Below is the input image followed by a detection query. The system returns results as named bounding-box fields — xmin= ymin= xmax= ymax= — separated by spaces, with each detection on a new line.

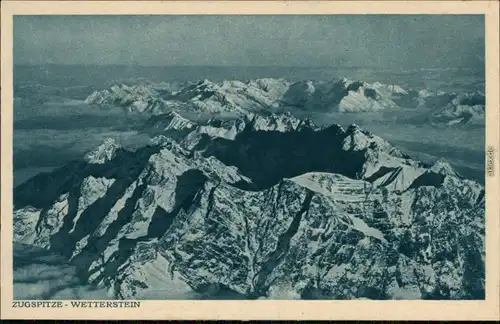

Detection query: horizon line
xmin=13 ymin=63 xmax=485 ymax=71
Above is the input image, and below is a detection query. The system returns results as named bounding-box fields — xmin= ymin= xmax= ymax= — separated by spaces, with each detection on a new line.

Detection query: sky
xmin=14 ymin=15 xmax=485 ymax=69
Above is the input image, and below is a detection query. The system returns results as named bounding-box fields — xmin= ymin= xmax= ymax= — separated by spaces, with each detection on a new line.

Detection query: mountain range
xmin=13 ymin=111 xmax=485 ymax=300
xmin=84 ymin=77 xmax=485 ymax=126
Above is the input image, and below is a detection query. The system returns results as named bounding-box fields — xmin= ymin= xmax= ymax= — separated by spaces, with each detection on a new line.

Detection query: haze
xmin=14 ymin=15 xmax=484 ymax=69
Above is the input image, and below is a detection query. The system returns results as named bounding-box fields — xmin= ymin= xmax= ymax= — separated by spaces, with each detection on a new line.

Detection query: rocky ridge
xmin=13 ymin=111 xmax=485 ymax=300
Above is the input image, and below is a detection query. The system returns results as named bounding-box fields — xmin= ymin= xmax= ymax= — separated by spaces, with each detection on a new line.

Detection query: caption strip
xmin=12 ymin=301 xmax=141 ymax=308
xmin=487 ymin=146 xmax=495 ymax=177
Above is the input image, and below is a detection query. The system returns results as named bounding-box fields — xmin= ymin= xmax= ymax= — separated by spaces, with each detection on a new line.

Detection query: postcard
xmin=1 ymin=0 xmax=499 ymax=320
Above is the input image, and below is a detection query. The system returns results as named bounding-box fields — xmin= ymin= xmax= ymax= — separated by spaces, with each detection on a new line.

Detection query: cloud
xmin=14 ymin=243 xmax=111 ymax=300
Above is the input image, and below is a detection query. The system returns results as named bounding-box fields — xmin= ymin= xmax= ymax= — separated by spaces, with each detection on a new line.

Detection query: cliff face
xmin=13 ymin=112 xmax=484 ymax=300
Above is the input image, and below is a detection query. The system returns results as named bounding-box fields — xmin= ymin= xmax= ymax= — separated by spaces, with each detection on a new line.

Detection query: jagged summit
xmin=342 ymin=123 xmax=406 ymax=157
xmin=429 ymin=159 xmax=460 ymax=177
xmin=60 ymin=111 xmax=474 ymax=198
xmin=371 ymin=81 xmax=408 ymax=95
xmin=84 ymin=138 xmax=120 ymax=164
xmin=346 ymin=123 xmax=361 ymax=131
xmin=145 ymin=110 xmax=321 ymax=147
xmin=103 ymin=111 xmax=468 ymax=196
xmin=144 ymin=111 xmax=196 ymax=134
xmin=14 ymin=121 xmax=484 ymax=299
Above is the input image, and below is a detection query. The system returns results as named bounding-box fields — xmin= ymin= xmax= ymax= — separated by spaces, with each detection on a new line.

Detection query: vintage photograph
xmin=11 ymin=14 xmax=486 ymax=301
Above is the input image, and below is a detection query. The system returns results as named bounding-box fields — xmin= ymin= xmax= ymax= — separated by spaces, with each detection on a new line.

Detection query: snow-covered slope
xmin=84 ymin=77 xmax=485 ymax=126
xmin=428 ymin=91 xmax=485 ymax=126
xmin=283 ymin=78 xmax=404 ymax=112
xmin=145 ymin=111 xmax=319 ymax=148
xmin=14 ymin=111 xmax=484 ymax=300
xmin=85 ymin=78 xmax=290 ymax=115
xmin=181 ymin=78 xmax=289 ymax=113
xmin=85 ymin=84 xmax=169 ymax=114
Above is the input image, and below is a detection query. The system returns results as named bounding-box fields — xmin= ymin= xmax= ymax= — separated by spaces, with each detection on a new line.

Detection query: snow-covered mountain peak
xmin=370 ymin=81 xmax=408 ymax=95
xmin=148 ymin=134 xmax=174 ymax=147
xmin=338 ymin=77 xmax=356 ymax=87
xmin=148 ymin=135 xmax=190 ymax=154
xmin=198 ymin=110 xmax=317 ymax=137
xmin=346 ymin=123 xmax=362 ymax=132
xmin=249 ymin=111 xmax=301 ymax=132
xmin=428 ymin=91 xmax=485 ymax=126
xmin=342 ymin=124 xmax=396 ymax=153
xmin=84 ymin=138 xmax=120 ymax=164
xmin=192 ymin=78 xmax=218 ymax=89
xmin=155 ymin=111 xmax=196 ymax=131
xmin=429 ymin=159 xmax=459 ymax=177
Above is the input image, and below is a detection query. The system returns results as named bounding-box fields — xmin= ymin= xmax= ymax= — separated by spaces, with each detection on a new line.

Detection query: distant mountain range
xmin=83 ymin=77 xmax=485 ymax=126
xmin=14 ymin=111 xmax=484 ymax=300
